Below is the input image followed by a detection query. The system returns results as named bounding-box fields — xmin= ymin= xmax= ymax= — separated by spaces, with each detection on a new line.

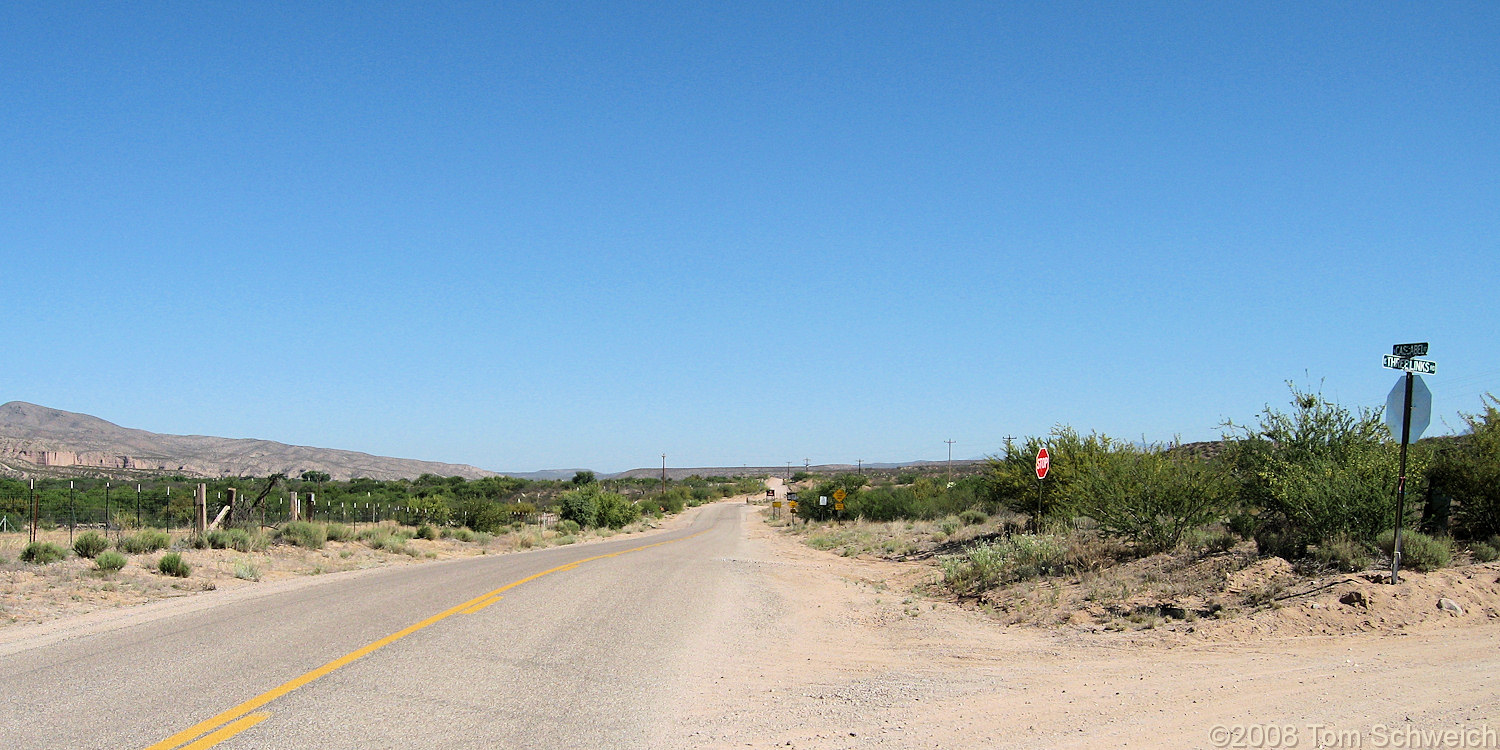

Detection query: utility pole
xmin=856 ymin=459 xmax=862 ymax=475
xmin=804 ymin=458 xmax=810 ymax=472
xmin=661 ymin=454 xmax=667 ymax=498
xmin=945 ymin=439 xmax=956 ymax=485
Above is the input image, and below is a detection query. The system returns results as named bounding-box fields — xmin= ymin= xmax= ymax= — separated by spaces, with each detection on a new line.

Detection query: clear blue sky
xmin=3 ymin=2 xmax=1497 ymax=473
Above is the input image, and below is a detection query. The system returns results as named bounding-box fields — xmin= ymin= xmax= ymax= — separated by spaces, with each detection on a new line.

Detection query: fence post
xmin=194 ymin=484 xmax=208 ymax=534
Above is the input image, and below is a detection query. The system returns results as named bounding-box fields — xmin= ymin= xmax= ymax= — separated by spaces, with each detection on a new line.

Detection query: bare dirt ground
xmin=674 ymin=494 xmax=1500 ymax=749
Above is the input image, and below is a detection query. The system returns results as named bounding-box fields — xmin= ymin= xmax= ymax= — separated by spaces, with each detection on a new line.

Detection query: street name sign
xmin=1393 ymin=342 xmax=1428 ymax=358
xmin=1384 ymin=355 xmax=1437 ymax=374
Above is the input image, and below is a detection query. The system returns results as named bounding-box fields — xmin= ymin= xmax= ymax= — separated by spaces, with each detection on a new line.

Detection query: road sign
xmin=772 ymin=501 xmax=781 ymax=508
xmin=766 ymin=489 xmax=775 ymax=497
xmin=1384 ymin=354 xmax=1437 ymax=375
xmin=1393 ymin=342 xmax=1428 ymax=358
xmin=1035 ymin=448 xmax=1050 ymax=480
xmin=834 ymin=502 xmax=844 ymax=511
xmin=1385 ymin=374 xmax=1432 ymax=441
xmin=819 ymin=496 xmax=828 ymax=506
xmin=833 ymin=488 xmax=847 ymax=502
xmin=789 ymin=500 xmax=798 ymax=511
xmin=788 ymin=493 xmax=799 ymax=502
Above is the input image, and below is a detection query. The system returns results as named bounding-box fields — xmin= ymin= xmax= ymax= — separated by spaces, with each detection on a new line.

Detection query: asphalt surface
xmin=0 ymin=502 xmax=752 ymax=750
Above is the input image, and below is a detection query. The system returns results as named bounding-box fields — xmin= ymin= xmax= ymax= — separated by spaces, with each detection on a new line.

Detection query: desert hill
xmin=0 ymin=401 xmax=497 ymax=481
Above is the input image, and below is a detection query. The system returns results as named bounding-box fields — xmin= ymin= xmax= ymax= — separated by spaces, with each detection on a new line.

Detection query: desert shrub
xmin=22 ymin=541 xmax=67 ymax=564
xmin=277 ymin=521 xmax=327 ymax=549
xmin=444 ymin=527 xmax=477 ymax=542
xmin=415 ymin=524 xmax=438 ymax=541
xmin=983 ymin=428 xmax=1115 ymax=518
xmin=233 ymin=561 xmax=260 ymax=581
xmin=95 ymin=550 xmax=127 ymax=572
xmin=473 ymin=531 xmax=493 ymax=545
xmin=73 ymin=531 xmax=109 ymax=559
xmin=941 ymin=534 xmax=1070 ymax=594
xmin=187 ymin=534 xmax=211 ymax=549
xmin=1226 ymin=511 xmax=1261 ymax=540
xmin=1377 ymin=529 xmax=1452 ymax=572
xmin=1179 ymin=527 xmax=1238 ymax=555
xmin=1313 ymin=535 xmax=1373 ymax=572
xmin=1065 ymin=446 xmax=1230 ymax=552
xmin=324 ymin=523 xmax=354 ymax=542
xmin=205 ymin=528 xmax=268 ymax=553
xmin=555 ymin=519 xmax=581 ymax=536
xmin=1470 ymin=538 xmax=1500 ymax=563
xmin=958 ymin=509 xmax=988 ymax=526
xmin=117 ymin=530 xmax=171 ymax=554
xmin=158 ymin=552 xmax=191 ymax=577
xmin=595 ymin=492 xmax=640 ymax=529
xmin=555 ymin=534 xmax=577 ymax=545
xmin=939 ymin=518 xmax=961 ymax=536
xmin=1426 ymin=396 xmax=1500 ymax=539
xmin=1227 ymin=386 xmax=1416 ymax=548
xmin=558 ymin=487 xmax=601 ymax=528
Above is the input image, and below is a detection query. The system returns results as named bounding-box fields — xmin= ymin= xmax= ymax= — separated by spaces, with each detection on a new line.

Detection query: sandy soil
xmin=674 ymin=493 xmax=1500 ymax=749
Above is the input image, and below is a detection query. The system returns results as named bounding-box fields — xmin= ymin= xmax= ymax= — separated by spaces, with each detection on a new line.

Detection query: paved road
xmin=0 ymin=502 xmax=755 ymax=750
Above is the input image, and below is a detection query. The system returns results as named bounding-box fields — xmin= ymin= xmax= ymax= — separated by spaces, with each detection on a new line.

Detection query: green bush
xmin=1427 ymin=397 xmax=1500 ymax=539
xmin=558 ymin=487 xmax=601 ymax=528
xmin=95 ymin=550 xmax=127 ymax=572
xmin=941 ymin=534 xmax=1070 ymax=594
xmin=595 ymin=492 xmax=640 ymax=529
xmin=117 ymin=530 xmax=171 ymax=554
xmin=207 ymin=528 xmax=268 ymax=553
xmin=1377 ymin=529 xmax=1452 ymax=572
xmin=158 ymin=552 xmax=191 ymax=577
xmin=1228 ymin=387 xmax=1414 ymax=548
xmin=555 ymin=534 xmax=577 ymax=545
xmin=1065 ymin=447 xmax=1230 ymax=552
xmin=324 ymin=523 xmax=354 ymax=542
xmin=555 ymin=519 xmax=581 ymax=536
xmin=277 ymin=521 xmax=327 ymax=549
xmin=1179 ymin=527 xmax=1238 ymax=555
xmin=22 ymin=541 xmax=68 ymax=565
xmin=233 ymin=561 xmax=260 ymax=581
xmin=415 ymin=524 xmax=438 ymax=541
xmin=958 ymin=509 xmax=988 ymax=526
xmin=187 ymin=534 xmax=211 ymax=550
xmin=1313 ymin=535 xmax=1373 ymax=572
xmin=73 ymin=531 xmax=109 ymax=559
xmin=1470 ymin=539 xmax=1500 ymax=563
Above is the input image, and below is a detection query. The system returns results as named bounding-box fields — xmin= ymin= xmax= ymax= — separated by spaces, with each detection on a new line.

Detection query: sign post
xmin=1383 ymin=343 xmax=1435 ymax=584
xmin=1034 ymin=448 xmax=1050 ymax=527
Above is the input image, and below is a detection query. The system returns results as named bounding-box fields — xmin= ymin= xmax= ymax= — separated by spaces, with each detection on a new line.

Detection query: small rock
xmin=1340 ymin=591 xmax=1369 ymax=608
xmin=1438 ymin=598 xmax=1464 ymax=615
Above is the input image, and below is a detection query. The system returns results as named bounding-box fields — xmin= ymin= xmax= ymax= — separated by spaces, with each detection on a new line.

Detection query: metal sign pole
xmin=1392 ymin=370 xmax=1414 ymax=583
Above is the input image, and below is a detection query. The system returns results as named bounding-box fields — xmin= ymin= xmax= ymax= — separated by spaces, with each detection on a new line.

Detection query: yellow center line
xmin=141 ymin=527 xmax=711 ymax=750
xmin=460 ymin=595 xmax=503 ymax=614
xmin=177 ymin=713 xmax=270 ymax=750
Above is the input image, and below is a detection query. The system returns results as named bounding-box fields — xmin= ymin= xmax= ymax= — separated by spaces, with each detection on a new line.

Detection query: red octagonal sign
xmin=1035 ymin=448 xmax=1050 ymax=480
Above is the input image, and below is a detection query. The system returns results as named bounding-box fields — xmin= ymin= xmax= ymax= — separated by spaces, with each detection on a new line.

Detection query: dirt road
xmin=674 ymin=499 xmax=1500 ymax=749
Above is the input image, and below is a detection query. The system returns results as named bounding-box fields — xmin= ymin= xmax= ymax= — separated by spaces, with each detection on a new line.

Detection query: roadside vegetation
xmin=777 ymin=387 xmax=1500 ymax=630
xmin=0 ymin=471 xmax=764 ymax=624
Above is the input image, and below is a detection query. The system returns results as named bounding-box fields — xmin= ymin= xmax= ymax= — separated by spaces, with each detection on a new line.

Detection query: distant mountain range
xmin=0 ymin=401 xmax=498 ymax=481
xmin=0 ymin=401 xmax=990 ymax=483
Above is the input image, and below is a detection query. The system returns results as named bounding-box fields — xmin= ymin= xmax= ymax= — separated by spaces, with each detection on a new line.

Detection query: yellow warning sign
xmin=833 ymin=488 xmax=847 ymax=501
xmin=772 ymin=501 xmax=782 ymax=508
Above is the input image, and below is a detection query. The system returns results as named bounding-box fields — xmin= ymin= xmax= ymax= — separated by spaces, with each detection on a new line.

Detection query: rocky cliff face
xmin=0 ymin=402 xmax=499 ymax=481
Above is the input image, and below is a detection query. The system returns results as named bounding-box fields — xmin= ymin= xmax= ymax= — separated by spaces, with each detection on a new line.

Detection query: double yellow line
xmin=142 ymin=528 xmax=708 ymax=750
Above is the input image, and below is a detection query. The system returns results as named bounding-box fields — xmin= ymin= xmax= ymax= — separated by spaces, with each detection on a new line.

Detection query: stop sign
xmin=1035 ymin=448 xmax=1050 ymax=479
